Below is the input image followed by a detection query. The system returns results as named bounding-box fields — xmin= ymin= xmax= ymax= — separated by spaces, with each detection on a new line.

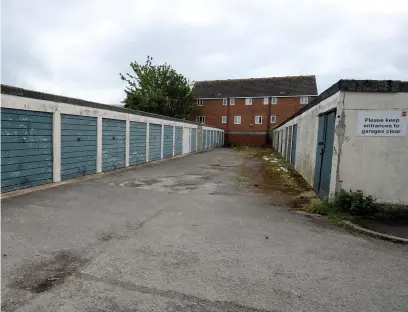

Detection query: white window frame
xmin=196 ymin=99 xmax=203 ymax=106
xmin=222 ymin=98 xmax=227 ymax=105
xmin=263 ymin=97 xmax=269 ymax=105
xmin=230 ymin=98 xmax=235 ymax=105
xmin=270 ymin=115 xmax=277 ymax=123
xmin=221 ymin=116 xmax=227 ymax=123
xmin=234 ymin=116 xmax=241 ymax=124
xmin=196 ymin=116 xmax=205 ymax=124
xmin=300 ymin=96 xmax=308 ymax=104
xmin=245 ymin=98 xmax=252 ymax=105
xmin=255 ymin=116 xmax=263 ymax=124
xmin=271 ymin=97 xmax=277 ymax=104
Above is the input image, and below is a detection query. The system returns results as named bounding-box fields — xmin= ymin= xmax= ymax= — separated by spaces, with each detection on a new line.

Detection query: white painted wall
xmin=182 ymin=127 xmax=191 ymax=154
xmin=272 ymin=90 xmax=408 ymax=204
xmin=338 ymin=92 xmax=408 ymax=204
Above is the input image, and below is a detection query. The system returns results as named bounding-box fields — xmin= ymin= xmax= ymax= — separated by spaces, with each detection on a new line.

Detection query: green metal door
xmin=314 ymin=110 xmax=336 ymax=197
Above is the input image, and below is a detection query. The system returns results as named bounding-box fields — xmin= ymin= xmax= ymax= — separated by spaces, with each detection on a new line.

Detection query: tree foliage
xmin=120 ymin=56 xmax=194 ymax=119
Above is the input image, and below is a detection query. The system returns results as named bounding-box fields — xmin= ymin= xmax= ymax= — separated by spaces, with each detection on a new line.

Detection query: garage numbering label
xmin=357 ymin=110 xmax=407 ymax=136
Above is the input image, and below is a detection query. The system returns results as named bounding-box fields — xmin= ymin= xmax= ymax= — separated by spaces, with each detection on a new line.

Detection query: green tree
xmin=120 ymin=56 xmax=195 ymax=119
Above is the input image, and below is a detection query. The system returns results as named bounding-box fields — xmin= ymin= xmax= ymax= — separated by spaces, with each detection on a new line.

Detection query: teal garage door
xmin=202 ymin=130 xmax=207 ymax=150
xmin=175 ymin=126 xmax=182 ymax=155
xmin=191 ymin=128 xmax=197 ymax=152
xmin=129 ymin=121 xmax=147 ymax=165
xmin=61 ymin=115 xmax=97 ymax=180
xmin=102 ymin=119 xmax=125 ymax=171
xmin=163 ymin=125 xmax=174 ymax=158
xmin=209 ymin=130 xmax=213 ymax=148
xmin=1 ymin=108 xmax=53 ymax=192
xmin=149 ymin=124 xmax=162 ymax=161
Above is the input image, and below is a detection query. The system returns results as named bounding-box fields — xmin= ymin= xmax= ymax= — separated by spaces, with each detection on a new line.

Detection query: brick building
xmin=190 ymin=76 xmax=318 ymax=146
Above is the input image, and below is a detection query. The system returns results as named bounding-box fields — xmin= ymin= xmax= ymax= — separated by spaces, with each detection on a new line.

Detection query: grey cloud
xmin=1 ymin=0 xmax=408 ymax=101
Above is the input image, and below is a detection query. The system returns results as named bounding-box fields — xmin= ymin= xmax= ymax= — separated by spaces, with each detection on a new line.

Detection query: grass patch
xmin=233 ymin=146 xmax=271 ymax=159
xmin=304 ymin=197 xmax=352 ymax=225
xmin=303 ymin=189 xmax=408 ymax=226
xmin=260 ymin=151 xmax=312 ymax=195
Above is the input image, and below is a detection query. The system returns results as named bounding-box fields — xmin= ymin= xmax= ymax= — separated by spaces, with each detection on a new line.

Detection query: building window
xmin=221 ymin=116 xmax=227 ymax=123
xmin=270 ymin=115 xmax=277 ymax=123
xmin=196 ymin=116 xmax=205 ymax=124
xmin=222 ymin=98 xmax=227 ymax=105
xmin=300 ymin=96 xmax=308 ymax=104
xmin=255 ymin=116 xmax=263 ymax=124
xmin=271 ymin=97 xmax=277 ymax=104
xmin=230 ymin=98 xmax=235 ymax=105
xmin=197 ymin=99 xmax=203 ymax=106
xmin=245 ymin=98 xmax=252 ymax=105
xmin=234 ymin=116 xmax=241 ymax=124
xmin=263 ymin=97 xmax=269 ymax=105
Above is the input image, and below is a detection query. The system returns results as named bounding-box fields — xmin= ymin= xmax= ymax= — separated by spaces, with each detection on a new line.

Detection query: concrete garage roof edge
xmin=274 ymin=79 xmax=408 ymax=130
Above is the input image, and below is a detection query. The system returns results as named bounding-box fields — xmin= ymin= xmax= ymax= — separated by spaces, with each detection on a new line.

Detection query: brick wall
xmin=190 ymin=96 xmax=315 ymax=136
xmin=226 ymin=133 xmax=268 ymax=147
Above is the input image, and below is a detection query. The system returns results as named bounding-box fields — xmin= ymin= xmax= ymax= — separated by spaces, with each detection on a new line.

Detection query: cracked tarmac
xmin=2 ymin=149 xmax=408 ymax=311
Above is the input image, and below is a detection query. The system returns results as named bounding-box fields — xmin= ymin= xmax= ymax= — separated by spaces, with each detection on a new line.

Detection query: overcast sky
xmin=2 ymin=0 xmax=408 ymax=104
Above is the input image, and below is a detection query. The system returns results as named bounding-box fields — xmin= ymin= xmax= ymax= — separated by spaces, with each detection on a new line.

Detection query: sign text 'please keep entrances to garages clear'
xmin=357 ymin=110 xmax=407 ymax=136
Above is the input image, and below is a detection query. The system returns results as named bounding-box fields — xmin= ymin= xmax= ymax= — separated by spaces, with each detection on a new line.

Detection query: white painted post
xmin=146 ymin=122 xmax=150 ymax=162
xmin=161 ymin=124 xmax=164 ymax=159
xmin=196 ymin=127 xmax=198 ymax=151
xmin=52 ymin=110 xmax=61 ymax=182
xmin=125 ymin=118 xmax=130 ymax=167
xmin=172 ymin=125 xmax=176 ymax=156
xmin=96 ymin=116 xmax=102 ymax=173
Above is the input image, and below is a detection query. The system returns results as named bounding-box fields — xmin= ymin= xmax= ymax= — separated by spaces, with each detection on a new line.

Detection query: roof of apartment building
xmin=194 ymin=75 xmax=318 ymax=98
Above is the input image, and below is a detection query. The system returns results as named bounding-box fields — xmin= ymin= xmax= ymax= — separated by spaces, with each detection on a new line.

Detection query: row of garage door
xmin=1 ymin=109 xmax=203 ymax=192
xmin=201 ymin=129 xmax=223 ymax=150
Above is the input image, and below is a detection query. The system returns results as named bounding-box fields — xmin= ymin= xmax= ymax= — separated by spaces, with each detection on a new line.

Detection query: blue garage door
xmin=149 ymin=124 xmax=162 ymax=161
xmin=1 ymin=108 xmax=53 ymax=192
xmin=61 ymin=115 xmax=97 ymax=180
xmin=102 ymin=119 xmax=125 ymax=171
xmin=202 ymin=130 xmax=207 ymax=150
xmin=191 ymin=128 xmax=197 ymax=152
xmin=163 ymin=125 xmax=174 ymax=158
xmin=130 ymin=121 xmax=147 ymax=165
xmin=175 ymin=126 xmax=183 ymax=155
xmin=209 ymin=130 xmax=213 ymax=148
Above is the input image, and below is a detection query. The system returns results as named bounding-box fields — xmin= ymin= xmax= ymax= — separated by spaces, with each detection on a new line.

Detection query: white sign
xmin=357 ymin=110 xmax=407 ymax=136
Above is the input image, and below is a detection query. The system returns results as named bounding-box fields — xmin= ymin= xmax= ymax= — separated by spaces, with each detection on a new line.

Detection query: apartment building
xmin=190 ymin=75 xmax=318 ymax=146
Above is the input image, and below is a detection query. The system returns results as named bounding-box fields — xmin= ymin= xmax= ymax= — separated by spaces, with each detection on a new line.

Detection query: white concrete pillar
xmin=146 ymin=122 xmax=150 ymax=162
xmin=96 ymin=116 xmax=102 ymax=172
xmin=52 ymin=110 xmax=61 ymax=182
xmin=125 ymin=118 xmax=130 ymax=167
xmin=161 ymin=124 xmax=164 ymax=159
xmin=172 ymin=125 xmax=176 ymax=156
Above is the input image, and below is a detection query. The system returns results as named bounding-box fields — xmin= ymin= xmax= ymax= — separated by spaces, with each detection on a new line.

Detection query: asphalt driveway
xmin=2 ymin=149 xmax=408 ymax=311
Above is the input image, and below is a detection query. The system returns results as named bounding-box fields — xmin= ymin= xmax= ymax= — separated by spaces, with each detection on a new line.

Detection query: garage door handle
xmin=77 ymin=138 xmax=81 ymax=141
xmin=113 ymin=136 xmax=115 ymax=140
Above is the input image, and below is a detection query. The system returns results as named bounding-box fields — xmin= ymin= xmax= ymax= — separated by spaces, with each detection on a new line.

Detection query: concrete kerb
xmin=343 ymin=220 xmax=408 ymax=244
xmin=0 ymin=150 xmax=209 ymax=200
xmin=295 ymin=211 xmax=408 ymax=244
